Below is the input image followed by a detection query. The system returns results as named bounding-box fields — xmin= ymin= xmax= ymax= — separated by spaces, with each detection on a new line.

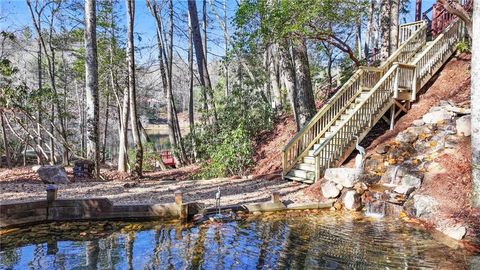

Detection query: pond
xmin=1 ymin=211 xmax=479 ymax=269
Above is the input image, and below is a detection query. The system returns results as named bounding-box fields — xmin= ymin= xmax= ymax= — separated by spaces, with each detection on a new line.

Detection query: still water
xmin=1 ymin=212 xmax=479 ymax=269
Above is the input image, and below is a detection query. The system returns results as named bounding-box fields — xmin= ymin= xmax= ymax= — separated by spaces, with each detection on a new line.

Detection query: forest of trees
xmin=0 ymin=0 xmax=478 ymax=197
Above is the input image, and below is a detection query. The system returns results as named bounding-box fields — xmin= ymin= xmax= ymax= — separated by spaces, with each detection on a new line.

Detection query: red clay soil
xmin=367 ymin=54 xmax=472 ymax=150
xmin=250 ymin=113 xmax=297 ymax=179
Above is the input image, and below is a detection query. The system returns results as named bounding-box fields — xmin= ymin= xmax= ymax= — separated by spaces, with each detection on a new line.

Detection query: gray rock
xmin=37 ymin=166 xmax=69 ymax=184
xmin=393 ymin=185 xmax=415 ymax=195
xmin=412 ymin=119 xmax=425 ymax=126
xmin=413 ymin=195 xmax=438 ymax=218
xmin=445 ymin=104 xmax=471 ymax=115
xmin=321 ymin=181 xmax=341 ymax=198
xmin=401 ymin=174 xmax=422 ymax=189
xmin=456 ymin=115 xmax=471 ymax=137
xmin=324 ymin=168 xmax=362 ymax=188
xmin=440 ymin=225 xmax=467 ymax=240
xmin=342 ymin=190 xmax=362 ymax=211
xmin=422 ymin=110 xmax=454 ymax=124
xmin=375 ymin=144 xmax=390 ymax=154
xmin=396 ymin=131 xmax=418 ymax=143
xmin=380 ymin=165 xmax=407 ymax=186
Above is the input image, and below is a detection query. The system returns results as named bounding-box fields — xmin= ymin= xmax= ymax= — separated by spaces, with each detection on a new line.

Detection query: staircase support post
xmin=390 ymin=105 xmax=396 ymax=130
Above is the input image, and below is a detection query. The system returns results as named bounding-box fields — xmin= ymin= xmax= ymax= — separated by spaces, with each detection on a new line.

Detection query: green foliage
xmin=128 ymin=141 xmax=160 ymax=172
xmin=187 ymin=85 xmax=273 ymax=178
xmin=198 ymin=125 xmax=253 ymax=178
xmin=456 ymin=41 xmax=471 ymax=54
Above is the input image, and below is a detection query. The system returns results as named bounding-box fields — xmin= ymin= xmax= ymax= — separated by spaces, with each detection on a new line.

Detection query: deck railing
xmin=281 ymin=21 xmax=427 ymax=176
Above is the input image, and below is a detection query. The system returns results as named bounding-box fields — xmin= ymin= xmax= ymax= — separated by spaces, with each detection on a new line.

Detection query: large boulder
xmin=412 ymin=194 xmax=438 ymax=218
xmin=439 ymin=225 xmax=467 ymax=240
xmin=37 ymin=165 xmax=69 ymax=184
xmin=422 ymin=110 xmax=454 ymax=124
xmin=341 ymin=190 xmax=362 ymax=211
xmin=401 ymin=173 xmax=422 ymax=189
xmin=324 ymin=168 xmax=362 ymax=188
xmin=456 ymin=115 xmax=471 ymax=137
xmin=321 ymin=181 xmax=341 ymax=198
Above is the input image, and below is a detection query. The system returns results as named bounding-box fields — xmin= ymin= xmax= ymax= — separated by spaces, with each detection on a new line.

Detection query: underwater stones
xmin=422 ymin=109 xmax=454 ymax=124
xmin=341 ymin=190 xmax=362 ymax=211
xmin=321 ymin=181 xmax=341 ymax=198
xmin=412 ymin=195 xmax=438 ymax=218
xmin=37 ymin=165 xmax=69 ymax=184
xmin=440 ymin=225 xmax=467 ymax=240
xmin=324 ymin=168 xmax=362 ymax=188
xmin=456 ymin=115 xmax=471 ymax=136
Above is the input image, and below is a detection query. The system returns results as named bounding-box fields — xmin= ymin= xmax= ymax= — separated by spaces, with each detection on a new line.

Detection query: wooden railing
xmin=411 ymin=18 xmax=464 ymax=93
xmin=282 ymin=67 xmax=382 ymax=174
xmin=313 ymin=65 xmax=399 ymax=179
xmin=431 ymin=0 xmax=472 ymax=37
xmin=281 ymin=21 xmax=427 ymax=176
xmin=399 ymin=21 xmax=426 ymax=45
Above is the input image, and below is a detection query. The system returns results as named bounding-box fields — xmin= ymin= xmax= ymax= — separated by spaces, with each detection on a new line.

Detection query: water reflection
xmin=1 ymin=212 xmax=479 ymax=269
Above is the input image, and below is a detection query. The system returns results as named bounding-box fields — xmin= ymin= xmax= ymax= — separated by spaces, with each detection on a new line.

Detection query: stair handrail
xmin=281 ymin=20 xmax=427 ymax=176
xmin=312 ymin=64 xmax=399 ymax=179
xmin=411 ymin=18 xmax=464 ymax=90
xmin=399 ymin=21 xmax=426 ymax=45
xmin=311 ymin=21 xmax=428 ymax=177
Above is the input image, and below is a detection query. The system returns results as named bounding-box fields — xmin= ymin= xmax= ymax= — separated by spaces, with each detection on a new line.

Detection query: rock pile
xmin=320 ymin=100 xmax=471 ymax=240
xmin=73 ymin=159 xmax=95 ymax=178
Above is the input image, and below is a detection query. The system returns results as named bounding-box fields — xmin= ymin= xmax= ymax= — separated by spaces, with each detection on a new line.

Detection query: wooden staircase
xmin=282 ymin=18 xmax=466 ymax=184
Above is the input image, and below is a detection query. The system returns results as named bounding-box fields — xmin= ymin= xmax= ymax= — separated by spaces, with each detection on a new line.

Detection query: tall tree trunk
xmin=390 ymin=0 xmax=400 ymax=52
xmin=102 ymin=94 xmax=110 ymax=163
xmin=85 ymin=0 xmax=100 ymax=177
xmin=292 ymin=39 xmax=316 ymax=128
xmin=223 ymin=0 xmax=229 ymax=97
xmin=269 ymin=44 xmax=281 ymax=109
xmin=356 ymin=17 xmax=363 ymax=59
xmin=278 ymin=40 xmax=300 ymax=130
xmin=380 ymin=0 xmax=391 ymax=62
xmin=37 ymin=33 xmax=43 ymax=165
xmin=126 ymin=0 xmax=143 ymax=177
xmin=188 ymin=15 xmax=197 ymax=161
xmin=415 ymin=0 xmax=422 ymax=21
xmin=471 ymin=0 xmax=480 ymax=207
xmin=118 ymin=89 xmax=129 ymax=172
xmin=364 ymin=0 xmax=375 ymax=63
xmin=0 ymin=110 xmax=11 ymax=169
xmin=187 ymin=0 xmax=217 ymax=128
xmin=202 ymin=0 xmax=207 ymax=64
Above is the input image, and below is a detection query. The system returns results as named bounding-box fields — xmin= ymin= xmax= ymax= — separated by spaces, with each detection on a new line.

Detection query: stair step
xmin=289 ymin=169 xmax=315 ymax=180
xmin=284 ymin=174 xmax=315 ymax=184
xmin=303 ymin=156 xmax=315 ymax=164
xmin=296 ymin=163 xmax=315 ymax=171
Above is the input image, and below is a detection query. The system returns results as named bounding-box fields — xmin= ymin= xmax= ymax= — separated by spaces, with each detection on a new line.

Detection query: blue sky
xmin=1 ymin=0 xmax=437 ymax=63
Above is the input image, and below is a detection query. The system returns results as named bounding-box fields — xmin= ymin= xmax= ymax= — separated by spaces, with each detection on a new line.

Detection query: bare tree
xmin=380 ymin=0 xmax=391 ymax=61
xmin=292 ymin=39 xmax=316 ymax=128
xmin=188 ymin=0 xmax=217 ymax=127
xmin=84 ymin=0 xmax=100 ymax=177
xmin=390 ymin=0 xmax=400 ymax=52
xmin=438 ymin=0 xmax=473 ymax=36
xmin=0 ymin=110 xmax=11 ymax=169
xmin=126 ymin=0 xmax=143 ymax=177
xmin=471 ymin=0 xmax=479 ymax=207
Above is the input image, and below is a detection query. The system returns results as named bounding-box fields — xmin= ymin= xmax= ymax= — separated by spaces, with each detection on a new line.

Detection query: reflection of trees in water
xmin=0 ymin=218 xmax=475 ymax=269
